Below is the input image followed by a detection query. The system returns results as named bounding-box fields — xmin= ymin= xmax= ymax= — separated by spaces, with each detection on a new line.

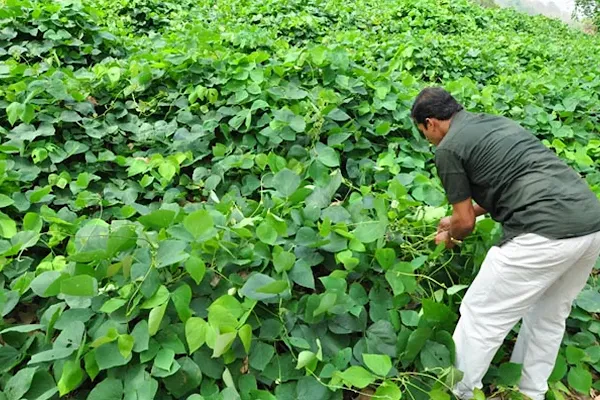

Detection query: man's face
xmin=417 ymin=119 xmax=444 ymax=146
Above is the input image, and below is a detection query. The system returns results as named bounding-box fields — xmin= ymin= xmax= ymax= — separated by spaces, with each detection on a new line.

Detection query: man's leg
xmin=452 ymin=233 xmax=597 ymax=399
xmin=510 ymin=232 xmax=600 ymax=400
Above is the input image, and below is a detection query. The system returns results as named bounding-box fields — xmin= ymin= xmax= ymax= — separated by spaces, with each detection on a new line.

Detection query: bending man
xmin=411 ymin=87 xmax=600 ymax=400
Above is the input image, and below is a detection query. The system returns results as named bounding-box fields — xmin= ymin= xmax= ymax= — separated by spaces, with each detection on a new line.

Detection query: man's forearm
xmin=449 ymin=214 xmax=474 ymax=240
xmin=448 ymin=203 xmax=486 ymax=240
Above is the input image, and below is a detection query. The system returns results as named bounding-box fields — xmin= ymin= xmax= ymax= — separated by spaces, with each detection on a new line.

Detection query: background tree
xmin=574 ymin=0 xmax=600 ymax=29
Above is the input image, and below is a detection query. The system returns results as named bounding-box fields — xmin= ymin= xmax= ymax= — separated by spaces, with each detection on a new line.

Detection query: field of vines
xmin=1 ymin=0 xmax=600 ymax=399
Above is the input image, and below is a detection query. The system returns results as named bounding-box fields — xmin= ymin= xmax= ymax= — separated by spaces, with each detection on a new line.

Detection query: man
xmin=410 ymin=87 xmax=600 ymax=400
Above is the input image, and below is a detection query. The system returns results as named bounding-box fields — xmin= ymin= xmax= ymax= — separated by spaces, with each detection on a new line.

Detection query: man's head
xmin=411 ymin=87 xmax=463 ymax=146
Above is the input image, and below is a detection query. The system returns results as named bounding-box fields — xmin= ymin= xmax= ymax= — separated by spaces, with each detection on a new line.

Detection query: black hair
xmin=410 ymin=87 xmax=464 ymax=128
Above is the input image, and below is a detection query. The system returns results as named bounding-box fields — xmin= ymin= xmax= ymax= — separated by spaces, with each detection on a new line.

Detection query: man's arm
xmin=448 ymin=198 xmax=476 ymax=240
xmin=436 ymin=201 xmax=487 ymax=247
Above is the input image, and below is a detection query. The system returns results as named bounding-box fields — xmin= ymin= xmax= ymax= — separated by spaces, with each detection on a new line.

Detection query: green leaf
xmin=289 ymin=115 xmax=306 ymax=132
xmin=156 ymin=240 xmax=189 ymax=268
xmin=118 ymin=334 xmax=135 ymax=359
xmin=148 ymin=302 xmax=167 ymax=336
xmin=296 ymin=376 xmax=329 ymax=400
xmin=385 ymin=270 xmax=405 ymax=296
xmin=273 ymin=169 xmax=301 ymax=197
xmin=549 ymin=354 xmax=568 ymax=382
xmin=576 ymin=290 xmax=600 ymax=313
xmin=141 ymin=285 xmax=170 ymax=309
xmin=566 ymin=345 xmax=589 ymax=365
xmin=421 ymin=299 xmax=457 ymax=328
xmin=238 ymin=324 xmax=253 ymax=353
xmin=249 ymin=342 xmax=275 ymax=371
xmin=313 ymin=292 xmax=337 ymax=316
xmin=256 ymin=222 xmax=277 ymax=245
xmin=30 ymin=271 xmax=64 ymax=298
xmin=163 ymin=357 xmax=203 ymax=397
xmin=172 ymin=284 xmax=193 ymax=322
xmin=374 ymin=381 xmax=402 ymax=400
xmin=327 ymin=108 xmax=351 ymax=121
xmin=84 ymin=351 xmax=100 ymax=381
xmin=154 ymin=348 xmax=175 ymax=370
xmin=29 ymin=186 xmax=52 ymax=203
xmin=158 ymin=162 xmax=176 ymax=181
xmin=55 ymin=321 xmax=86 ymax=349
xmin=337 ymin=366 xmax=375 ymax=389
xmin=256 ymin=280 xmax=289 ymax=294
xmin=402 ymin=328 xmax=432 ymax=363
xmin=184 ymin=209 xmax=215 ymax=240
xmin=363 ymin=353 xmax=392 ymax=376
xmin=6 ymin=102 xmax=23 ymax=126
xmin=87 ymin=378 xmax=124 ymax=400
xmin=185 ymin=256 xmax=206 ymax=285
xmin=0 ymin=324 xmax=44 ymax=334
xmin=57 ymin=360 xmax=83 ymax=396
xmin=185 ymin=317 xmax=207 ymax=354
xmin=107 ymin=67 xmax=121 ymax=83
xmin=124 ymin=367 xmax=158 ymax=400
xmin=375 ymin=120 xmax=392 ymax=136
xmin=23 ymin=369 xmax=58 ymax=400
xmin=428 ymin=389 xmax=450 ymax=400
xmin=568 ymin=366 xmax=592 ymax=394
xmin=315 ymin=143 xmax=340 ymax=167
xmin=138 ymin=210 xmax=176 ymax=230
xmin=295 ymin=351 xmax=316 ymax=370
xmin=107 ymin=225 xmax=137 ymax=255
xmin=131 ymin=321 xmax=150 ymax=353
xmin=100 ymin=298 xmax=127 ymax=314
xmin=60 ymin=275 xmax=98 ymax=297
xmin=289 ymin=261 xmax=315 ymax=289
xmin=375 ymin=248 xmax=396 ymax=270
xmin=91 ymin=328 xmax=119 ymax=348
xmin=0 ymin=212 xmax=17 ymax=238
xmin=23 ymin=213 xmax=42 ymax=232
xmin=0 ymin=194 xmax=15 ymax=208
xmin=420 ymin=341 xmax=451 ymax=370
xmin=497 ymin=362 xmax=522 ymax=387
xmin=5 ymin=367 xmax=37 ymax=400
xmin=447 ymin=285 xmax=469 ymax=295
xmin=29 ymin=348 xmax=75 ymax=364
xmin=472 ymin=388 xmax=486 ymax=400
xmin=353 ymin=220 xmax=387 ymax=243
xmin=213 ymin=332 xmax=237 ymax=358
xmin=273 ymin=250 xmax=295 ymax=272
xmin=240 ymin=273 xmax=282 ymax=301
xmin=400 ymin=310 xmax=420 ymax=327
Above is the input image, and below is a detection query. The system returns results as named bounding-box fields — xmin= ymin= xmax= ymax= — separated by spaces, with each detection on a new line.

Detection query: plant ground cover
xmin=1 ymin=0 xmax=600 ymax=399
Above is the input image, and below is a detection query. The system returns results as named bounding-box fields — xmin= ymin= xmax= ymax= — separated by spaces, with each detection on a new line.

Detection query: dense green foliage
xmin=1 ymin=0 xmax=600 ymax=399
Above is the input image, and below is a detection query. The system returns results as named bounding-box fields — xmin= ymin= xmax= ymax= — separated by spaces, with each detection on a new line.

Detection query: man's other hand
xmin=437 ymin=216 xmax=452 ymax=233
xmin=435 ymin=231 xmax=456 ymax=249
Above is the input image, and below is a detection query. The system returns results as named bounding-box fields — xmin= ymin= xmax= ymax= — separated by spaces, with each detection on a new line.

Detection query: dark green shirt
xmin=435 ymin=110 xmax=600 ymax=244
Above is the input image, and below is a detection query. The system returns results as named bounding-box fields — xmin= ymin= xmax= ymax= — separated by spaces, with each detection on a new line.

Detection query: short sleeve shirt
xmin=435 ymin=110 xmax=600 ymax=243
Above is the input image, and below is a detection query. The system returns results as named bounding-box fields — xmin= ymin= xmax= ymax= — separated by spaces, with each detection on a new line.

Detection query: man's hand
xmin=437 ymin=216 xmax=451 ymax=233
xmin=435 ymin=231 xmax=456 ymax=249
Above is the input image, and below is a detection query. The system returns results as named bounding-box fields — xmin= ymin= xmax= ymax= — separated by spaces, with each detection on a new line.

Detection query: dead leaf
xmin=210 ymin=274 xmax=221 ymax=287
xmin=240 ymin=357 xmax=249 ymax=374
xmin=356 ymin=388 xmax=375 ymax=400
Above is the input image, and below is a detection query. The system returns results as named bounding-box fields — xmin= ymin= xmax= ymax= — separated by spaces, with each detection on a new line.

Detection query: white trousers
xmin=453 ymin=231 xmax=600 ymax=400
